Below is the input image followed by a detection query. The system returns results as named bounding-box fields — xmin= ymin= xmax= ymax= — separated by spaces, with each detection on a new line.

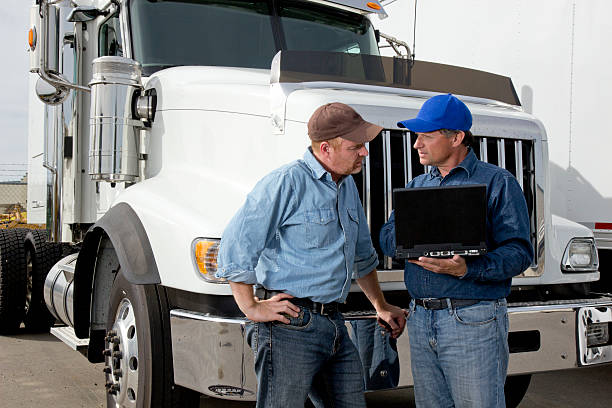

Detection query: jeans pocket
xmin=453 ymin=301 xmax=496 ymax=326
xmin=273 ymin=308 xmax=313 ymax=331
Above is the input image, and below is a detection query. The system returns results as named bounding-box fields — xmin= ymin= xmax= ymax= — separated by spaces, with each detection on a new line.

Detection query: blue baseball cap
xmin=397 ymin=94 xmax=472 ymax=132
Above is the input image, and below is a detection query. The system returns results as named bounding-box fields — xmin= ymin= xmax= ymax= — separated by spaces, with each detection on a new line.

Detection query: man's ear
xmin=453 ymin=131 xmax=465 ymax=147
xmin=320 ymin=141 xmax=331 ymax=155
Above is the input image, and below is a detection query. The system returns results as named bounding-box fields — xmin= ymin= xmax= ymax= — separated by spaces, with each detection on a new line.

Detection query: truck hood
xmin=145 ymin=66 xmax=543 ymax=139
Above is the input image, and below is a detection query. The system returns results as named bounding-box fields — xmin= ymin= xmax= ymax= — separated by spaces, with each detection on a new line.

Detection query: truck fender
xmin=73 ymin=202 xmax=160 ymax=340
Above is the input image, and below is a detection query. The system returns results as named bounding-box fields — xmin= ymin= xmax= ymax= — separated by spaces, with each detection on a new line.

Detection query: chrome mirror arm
xmin=377 ymin=31 xmax=412 ymax=60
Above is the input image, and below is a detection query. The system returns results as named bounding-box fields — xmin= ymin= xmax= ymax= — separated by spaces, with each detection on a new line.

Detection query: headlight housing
xmin=561 ymin=237 xmax=599 ymax=272
xmin=192 ymin=238 xmax=226 ymax=283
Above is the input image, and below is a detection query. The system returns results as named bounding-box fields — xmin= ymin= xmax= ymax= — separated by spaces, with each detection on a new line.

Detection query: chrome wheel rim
xmin=105 ymin=298 xmax=139 ymax=407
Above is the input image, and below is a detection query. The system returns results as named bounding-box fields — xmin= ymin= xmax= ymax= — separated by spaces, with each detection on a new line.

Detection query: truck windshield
xmin=129 ymin=0 xmax=379 ymax=75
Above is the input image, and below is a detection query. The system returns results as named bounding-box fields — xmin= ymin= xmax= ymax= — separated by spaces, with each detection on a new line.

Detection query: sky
xmin=0 ymin=2 xmax=31 ymax=181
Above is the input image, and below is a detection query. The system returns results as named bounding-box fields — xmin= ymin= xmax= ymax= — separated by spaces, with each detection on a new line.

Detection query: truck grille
xmin=355 ymin=130 xmax=537 ymax=270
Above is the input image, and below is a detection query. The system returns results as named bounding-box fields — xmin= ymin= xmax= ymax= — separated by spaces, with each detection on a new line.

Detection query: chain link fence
xmin=0 ymin=177 xmax=28 ymax=229
xmin=0 ymin=182 xmax=27 ymax=214
xmin=0 ymin=163 xmax=27 ymax=214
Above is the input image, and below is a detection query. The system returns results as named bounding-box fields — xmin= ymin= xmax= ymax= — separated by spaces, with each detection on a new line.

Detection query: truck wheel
xmin=0 ymin=229 xmax=28 ymax=334
xmin=504 ymin=374 xmax=532 ymax=408
xmin=23 ymin=230 xmax=63 ymax=331
xmin=104 ymin=268 xmax=200 ymax=408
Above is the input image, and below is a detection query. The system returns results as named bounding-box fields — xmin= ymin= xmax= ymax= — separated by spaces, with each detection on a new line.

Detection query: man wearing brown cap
xmin=217 ymin=102 xmax=407 ymax=407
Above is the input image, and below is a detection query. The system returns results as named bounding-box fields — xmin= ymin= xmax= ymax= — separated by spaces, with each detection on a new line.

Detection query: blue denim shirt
xmin=379 ymin=149 xmax=533 ymax=300
xmin=217 ymin=148 xmax=378 ymax=304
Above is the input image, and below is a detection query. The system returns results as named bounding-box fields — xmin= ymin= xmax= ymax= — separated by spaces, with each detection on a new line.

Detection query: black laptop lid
xmin=393 ymin=184 xmax=488 ymax=259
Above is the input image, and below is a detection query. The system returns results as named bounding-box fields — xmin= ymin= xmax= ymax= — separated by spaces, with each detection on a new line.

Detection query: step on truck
xmin=0 ymin=0 xmax=608 ymax=407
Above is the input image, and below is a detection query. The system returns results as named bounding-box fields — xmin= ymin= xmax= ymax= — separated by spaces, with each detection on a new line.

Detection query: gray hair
xmin=440 ymin=129 xmax=474 ymax=147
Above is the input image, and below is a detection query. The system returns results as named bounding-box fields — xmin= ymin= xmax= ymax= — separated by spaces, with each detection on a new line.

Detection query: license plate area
xmin=578 ymin=306 xmax=612 ymax=365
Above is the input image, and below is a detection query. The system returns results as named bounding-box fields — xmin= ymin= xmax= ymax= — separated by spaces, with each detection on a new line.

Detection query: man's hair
xmin=311 ymin=137 xmax=342 ymax=151
xmin=440 ymin=129 xmax=474 ymax=147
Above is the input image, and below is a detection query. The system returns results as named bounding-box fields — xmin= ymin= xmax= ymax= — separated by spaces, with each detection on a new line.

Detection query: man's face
xmin=326 ymin=138 xmax=369 ymax=179
xmin=413 ymin=130 xmax=455 ymax=167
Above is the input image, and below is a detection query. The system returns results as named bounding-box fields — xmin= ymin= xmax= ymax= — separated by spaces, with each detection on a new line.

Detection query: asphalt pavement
xmin=1 ymin=328 xmax=611 ymax=408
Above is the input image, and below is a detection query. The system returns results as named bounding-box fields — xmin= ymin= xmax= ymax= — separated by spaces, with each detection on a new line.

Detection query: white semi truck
xmin=0 ymin=0 xmax=609 ymax=407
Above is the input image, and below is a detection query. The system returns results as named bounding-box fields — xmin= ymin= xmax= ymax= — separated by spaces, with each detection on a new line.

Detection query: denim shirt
xmin=379 ymin=149 xmax=533 ymax=300
xmin=217 ymin=148 xmax=378 ymax=304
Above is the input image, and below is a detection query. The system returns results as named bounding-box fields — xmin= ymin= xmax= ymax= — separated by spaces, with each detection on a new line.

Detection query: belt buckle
xmin=422 ymin=298 xmax=437 ymax=310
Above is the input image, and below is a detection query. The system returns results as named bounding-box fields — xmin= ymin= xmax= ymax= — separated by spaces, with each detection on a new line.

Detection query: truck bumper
xmin=170 ymin=297 xmax=612 ymax=400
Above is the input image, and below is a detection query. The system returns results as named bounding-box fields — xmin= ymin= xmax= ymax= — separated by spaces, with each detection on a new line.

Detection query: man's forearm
xmin=229 ymin=281 xmax=257 ymax=316
xmin=356 ymin=269 xmax=408 ymax=338
xmin=356 ymin=269 xmax=388 ymax=311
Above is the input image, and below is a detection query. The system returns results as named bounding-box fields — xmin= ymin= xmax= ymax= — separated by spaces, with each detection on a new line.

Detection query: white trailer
xmin=377 ymin=0 xmax=612 ymax=288
xmin=0 ymin=1 xmax=609 ymax=407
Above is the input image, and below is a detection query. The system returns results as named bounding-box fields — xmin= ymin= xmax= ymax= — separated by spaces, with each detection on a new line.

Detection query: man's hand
xmin=243 ymin=293 xmax=301 ymax=324
xmin=376 ymin=304 xmax=409 ymax=339
xmin=356 ymin=269 xmax=409 ymax=338
xmin=408 ymin=254 xmax=467 ymax=277
xmin=229 ymin=282 xmax=300 ymax=324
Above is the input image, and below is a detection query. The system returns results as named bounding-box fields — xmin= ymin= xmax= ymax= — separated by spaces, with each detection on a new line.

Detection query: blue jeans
xmin=246 ymin=308 xmax=366 ymax=408
xmin=349 ymin=319 xmax=400 ymax=390
xmin=407 ymin=298 xmax=509 ymax=408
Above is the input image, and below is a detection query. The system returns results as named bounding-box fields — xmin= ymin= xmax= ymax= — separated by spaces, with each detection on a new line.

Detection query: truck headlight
xmin=192 ymin=238 xmax=226 ymax=283
xmin=561 ymin=238 xmax=599 ymax=272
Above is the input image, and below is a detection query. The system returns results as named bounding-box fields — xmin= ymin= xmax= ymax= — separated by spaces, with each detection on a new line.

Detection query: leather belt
xmin=415 ymin=298 xmax=480 ymax=310
xmin=254 ymin=287 xmax=340 ymax=315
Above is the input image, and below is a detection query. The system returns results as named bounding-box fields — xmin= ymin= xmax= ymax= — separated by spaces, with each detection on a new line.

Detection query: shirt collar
xmin=429 ymin=147 xmax=477 ymax=179
xmin=304 ymin=147 xmax=329 ymax=180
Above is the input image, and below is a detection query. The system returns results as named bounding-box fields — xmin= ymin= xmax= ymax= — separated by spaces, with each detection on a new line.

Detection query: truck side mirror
xmin=35 ymin=76 xmax=69 ymax=105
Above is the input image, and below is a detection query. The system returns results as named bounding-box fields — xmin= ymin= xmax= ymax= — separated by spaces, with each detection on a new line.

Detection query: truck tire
xmin=104 ymin=267 xmax=200 ymax=408
xmin=0 ymin=229 xmax=28 ymax=334
xmin=23 ymin=230 xmax=63 ymax=331
xmin=504 ymin=374 xmax=532 ymax=408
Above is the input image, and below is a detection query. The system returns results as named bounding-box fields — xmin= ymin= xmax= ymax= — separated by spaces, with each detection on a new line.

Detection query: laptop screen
xmin=393 ymin=184 xmax=487 ymax=258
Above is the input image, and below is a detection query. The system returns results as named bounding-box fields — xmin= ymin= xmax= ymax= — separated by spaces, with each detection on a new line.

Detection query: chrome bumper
xmin=170 ymin=310 xmax=256 ymax=400
xmin=170 ymin=297 xmax=612 ymax=400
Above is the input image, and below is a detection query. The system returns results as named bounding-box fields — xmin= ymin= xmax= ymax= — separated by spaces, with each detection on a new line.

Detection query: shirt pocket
xmin=303 ymin=208 xmax=337 ymax=249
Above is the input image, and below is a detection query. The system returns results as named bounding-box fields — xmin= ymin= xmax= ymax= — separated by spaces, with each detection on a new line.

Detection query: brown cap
xmin=307 ymin=103 xmax=383 ymax=143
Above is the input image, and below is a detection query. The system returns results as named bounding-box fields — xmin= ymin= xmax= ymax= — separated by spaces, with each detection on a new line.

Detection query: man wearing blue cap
xmin=380 ymin=94 xmax=533 ymax=407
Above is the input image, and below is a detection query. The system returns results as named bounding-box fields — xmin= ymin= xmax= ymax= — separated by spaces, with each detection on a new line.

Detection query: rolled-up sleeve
xmin=216 ymin=171 xmax=295 ymax=283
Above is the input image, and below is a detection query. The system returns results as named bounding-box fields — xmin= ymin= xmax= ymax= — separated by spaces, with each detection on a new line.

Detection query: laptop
xmin=393 ymin=184 xmax=488 ymax=259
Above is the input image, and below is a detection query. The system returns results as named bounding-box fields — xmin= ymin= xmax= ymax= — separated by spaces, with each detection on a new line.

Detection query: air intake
xmin=89 ymin=56 xmax=143 ymax=182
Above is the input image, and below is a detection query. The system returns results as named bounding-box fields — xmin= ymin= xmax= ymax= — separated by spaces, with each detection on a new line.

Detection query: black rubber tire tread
xmin=23 ymin=229 xmax=64 ymax=331
xmin=105 ymin=269 xmax=200 ymax=408
xmin=504 ymin=374 xmax=532 ymax=408
xmin=0 ymin=229 xmax=29 ymax=334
